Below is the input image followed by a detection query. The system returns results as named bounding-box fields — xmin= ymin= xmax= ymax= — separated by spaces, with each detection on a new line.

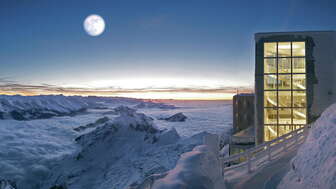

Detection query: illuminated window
xmin=264 ymin=43 xmax=277 ymax=57
xmin=264 ymin=125 xmax=277 ymax=141
xmin=293 ymin=58 xmax=305 ymax=73
xmin=264 ymin=91 xmax=277 ymax=107
xmin=264 ymin=75 xmax=277 ymax=90
xmin=293 ymin=74 xmax=306 ymax=90
xmin=264 ymin=58 xmax=277 ymax=73
xmin=263 ymin=41 xmax=307 ymax=142
xmin=278 ymin=125 xmax=293 ymax=137
xmin=264 ymin=108 xmax=277 ymax=124
xmin=278 ymin=42 xmax=291 ymax=57
xmin=293 ymin=91 xmax=306 ymax=107
xmin=292 ymin=42 xmax=305 ymax=56
xmin=278 ymin=108 xmax=292 ymax=124
xmin=293 ymin=108 xmax=307 ymax=124
xmin=278 ymin=75 xmax=291 ymax=90
xmin=278 ymin=58 xmax=291 ymax=73
xmin=278 ymin=91 xmax=291 ymax=107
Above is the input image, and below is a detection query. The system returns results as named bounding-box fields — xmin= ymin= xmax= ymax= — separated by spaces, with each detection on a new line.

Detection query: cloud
xmin=0 ymin=81 xmax=253 ymax=99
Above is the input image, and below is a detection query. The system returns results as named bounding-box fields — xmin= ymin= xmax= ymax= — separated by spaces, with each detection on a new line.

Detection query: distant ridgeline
xmin=0 ymin=95 xmax=177 ymax=121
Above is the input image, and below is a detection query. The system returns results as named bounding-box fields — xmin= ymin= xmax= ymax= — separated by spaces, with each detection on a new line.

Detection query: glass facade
xmin=263 ymin=41 xmax=307 ymax=141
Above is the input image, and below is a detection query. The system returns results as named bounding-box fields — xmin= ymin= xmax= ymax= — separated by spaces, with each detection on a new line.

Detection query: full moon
xmin=84 ymin=14 xmax=105 ymax=36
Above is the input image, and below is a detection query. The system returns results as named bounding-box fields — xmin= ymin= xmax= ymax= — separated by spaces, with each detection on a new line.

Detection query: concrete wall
xmin=232 ymin=94 xmax=254 ymax=134
xmin=254 ymin=31 xmax=336 ymax=144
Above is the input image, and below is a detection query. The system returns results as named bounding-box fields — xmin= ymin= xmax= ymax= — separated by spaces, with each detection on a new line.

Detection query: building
xmin=254 ymin=31 xmax=336 ymax=144
xmin=232 ymin=93 xmax=254 ymax=133
xmin=230 ymin=93 xmax=255 ymax=155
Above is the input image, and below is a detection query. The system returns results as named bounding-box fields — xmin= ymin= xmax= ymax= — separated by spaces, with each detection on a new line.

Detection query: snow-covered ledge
xmin=135 ymin=134 xmax=226 ymax=189
xmin=278 ymin=103 xmax=336 ymax=189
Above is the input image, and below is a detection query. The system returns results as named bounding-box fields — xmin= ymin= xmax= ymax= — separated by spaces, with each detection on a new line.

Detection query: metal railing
xmin=220 ymin=126 xmax=309 ymax=177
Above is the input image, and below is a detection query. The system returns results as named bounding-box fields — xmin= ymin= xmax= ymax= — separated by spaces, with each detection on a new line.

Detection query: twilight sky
xmin=1 ymin=0 xmax=336 ymax=99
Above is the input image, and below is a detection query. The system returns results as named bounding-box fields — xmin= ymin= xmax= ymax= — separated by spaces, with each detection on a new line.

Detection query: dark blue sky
xmin=1 ymin=0 xmax=336 ymax=99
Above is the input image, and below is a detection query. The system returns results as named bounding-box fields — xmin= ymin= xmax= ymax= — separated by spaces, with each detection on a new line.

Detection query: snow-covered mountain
xmin=0 ymin=96 xmax=231 ymax=189
xmin=0 ymin=95 xmax=90 ymax=120
xmin=0 ymin=95 xmax=177 ymax=121
xmin=41 ymin=107 xmax=210 ymax=189
xmin=278 ymin=103 xmax=336 ymax=189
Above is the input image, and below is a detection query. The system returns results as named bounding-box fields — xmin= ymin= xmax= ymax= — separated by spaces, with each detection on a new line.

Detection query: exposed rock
xmin=114 ymin=105 xmax=137 ymax=115
xmin=159 ymin=112 xmax=187 ymax=122
xmin=73 ymin=117 xmax=110 ymax=132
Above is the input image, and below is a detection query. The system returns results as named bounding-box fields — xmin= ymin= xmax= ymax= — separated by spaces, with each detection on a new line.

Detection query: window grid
xmin=263 ymin=41 xmax=307 ymax=141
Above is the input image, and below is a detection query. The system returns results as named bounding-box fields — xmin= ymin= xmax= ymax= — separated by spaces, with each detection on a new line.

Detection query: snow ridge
xmin=279 ymin=103 xmax=336 ymax=189
xmin=42 ymin=107 xmax=208 ymax=189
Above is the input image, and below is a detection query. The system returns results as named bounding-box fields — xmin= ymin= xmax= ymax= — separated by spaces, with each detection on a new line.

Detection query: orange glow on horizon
xmin=0 ymin=90 xmax=249 ymax=100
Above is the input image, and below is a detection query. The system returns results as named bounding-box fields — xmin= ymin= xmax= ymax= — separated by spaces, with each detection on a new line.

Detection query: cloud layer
xmin=0 ymin=79 xmax=253 ymax=99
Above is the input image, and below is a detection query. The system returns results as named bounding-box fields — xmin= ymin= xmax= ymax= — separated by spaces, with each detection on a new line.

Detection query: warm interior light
xmin=267 ymin=126 xmax=277 ymax=135
xmin=294 ymin=110 xmax=306 ymax=118
xmin=267 ymin=97 xmax=277 ymax=106
xmin=278 ymin=44 xmax=291 ymax=49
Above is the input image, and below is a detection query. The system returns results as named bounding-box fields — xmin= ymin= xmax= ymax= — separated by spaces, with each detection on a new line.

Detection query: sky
xmin=1 ymin=0 xmax=336 ymax=100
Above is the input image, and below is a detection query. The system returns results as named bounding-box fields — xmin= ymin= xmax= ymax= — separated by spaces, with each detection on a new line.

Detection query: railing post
xmin=267 ymin=143 xmax=271 ymax=161
xmin=295 ymin=130 xmax=299 ymax=144
xmin=221 ymin=158 xmax=225 ymax=177
xmin=247 ymin=152 xmax=252 ymax=173
xmin=283 ymin=140 xmax=287 ymax=152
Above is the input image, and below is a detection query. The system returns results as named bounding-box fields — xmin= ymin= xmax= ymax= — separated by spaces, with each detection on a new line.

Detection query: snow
xmin=278 ymin=103 xmax=336 ymax=189
xmin=139 ymin=100 xmax=232 ymax=137
xmin=0 ymin=95 xmax=90 ymax=120
xmin=0 ymin=96 xmax=232 ymax=189
xmin=142 ymin=134 xmax=226 ymax=189
xmin=0 ymin=95 xmax=159 ymax=120
xmin=42 ymin=111 xmax=211 ymax=189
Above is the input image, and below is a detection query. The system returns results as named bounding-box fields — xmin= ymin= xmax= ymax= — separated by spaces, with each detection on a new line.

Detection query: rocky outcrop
xmin=73 ymin=117 xmax=110 ymax=132
xmin=159 ymin=112 xmax=187 ymax=122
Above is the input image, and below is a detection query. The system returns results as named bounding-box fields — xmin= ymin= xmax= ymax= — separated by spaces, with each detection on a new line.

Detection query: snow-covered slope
xmin=278 ymin=103 xmax=336 ymax=189
xmin=0 ymin=95 xmax=92 ymax=120
xmin=0 ymin=95 xmax=176 ymax=121
xmin=135 ymin=134 xmax=226 ymax=189
xmin=0 ymin=97 xmax=231 ymax=189
xmin=42 ymin=107 xmax=209 ymax=189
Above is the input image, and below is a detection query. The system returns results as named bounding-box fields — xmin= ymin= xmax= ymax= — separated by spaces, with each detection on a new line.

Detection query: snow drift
xmin=278 ymin=103 xmax=336 ymax=189
xmin=42 ymin=108 xmax=209 ymax=189
xmin=135 ymin=134 xmax=226 ymax=189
